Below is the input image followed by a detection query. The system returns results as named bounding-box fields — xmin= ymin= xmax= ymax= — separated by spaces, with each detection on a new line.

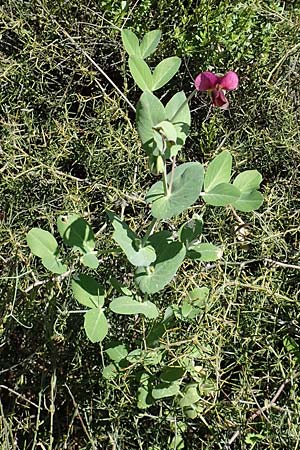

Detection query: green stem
xmin=162 ymin=161 xmax=168 ymax=196
xmin=170 ymin=89 xmax=197 ymax=122
xmin=167 ymin=156 xmax=176 ymax=195
xmin=143 ymin=218 xmax=158 ymax=244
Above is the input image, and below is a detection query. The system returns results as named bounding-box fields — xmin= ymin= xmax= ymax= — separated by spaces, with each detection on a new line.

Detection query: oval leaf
xmin=102 ymin=363 xmax=119 ymax=380
xmin=178 ymin=384 xmax=200 ymax=408
xmin=135 ymin=236 xmax=186 ymax=294
xmin=138 ymin=372 xmax=154 ymax=409
xmin=232 ymin=190 xmax=263 ymax=212
xmin=84 ymin=308 xmax=108 ymax=343
xmin=42 ymin=255 xmax=68 ymax=274
xmin=128 ymin=56 xmax=153 ymax=91
xmin=187 ymin=243 xmax=222 ymax=261
xmin=72 ymin=273 xmax=105 ymax=308
xmin=57 ymin=214 xmax=95 ymax=253
xmin=121 ymin=29 xmax=141 ymax=57
xmin=202 ymin=183 xmax=240 ymax=206
xmin=233 ymin=170 xmax=262 ymax=192
xmin=152 ymin=382 xmax=180 ymax=399
xmin=160 ymin=367 xmax=185 ymax=383
xmin=80 ymin=252 xmax=99 ymax=269
xmin=27 ymin=228 xmax=58 ymax=259
xmin=165 ymin=91 xmax=191 ymax=157
xmin=152 ymin=56 xmax=181 ymax=91
xmin=146 ymin=162 xmax=204 ymax=219
xmin=109 ymin=296 xmax=159 ymax=319
xmin=179 ymin=214 xmax=203 ymax=247
xmin=136 ymin=91 xmax=166 ymax=154
xmin=105 ymin=342 xmax=128 ymax=362
xmin=204 ymin=151 xmax=232 ymax=192
xmin=154 ymin=120 xmax=177 ymax=143
xmin=140 ymin=30 xmax=161 ymax=58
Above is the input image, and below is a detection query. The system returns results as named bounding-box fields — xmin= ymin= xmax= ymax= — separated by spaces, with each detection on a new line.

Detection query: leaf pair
xmin=122 ymin=29 xmax=161 ymax=59
xmin=122 ymin=29 xmax=181 ymax=92
xmin=72 ymin=273 xmax=108 ymax=343
xmin=71 ymin=273 xmax=160 ymax=343
xmin=27 ymin=215 xmax=100 ymax=274
xmin=128 ymin=56 xmax=181 ymax=92
xmin=202 ymin=151 xmax=263 ymax=211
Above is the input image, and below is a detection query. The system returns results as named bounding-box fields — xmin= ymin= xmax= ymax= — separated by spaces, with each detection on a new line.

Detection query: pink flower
xmin=194 ymin=71 xmax=239 ymax=109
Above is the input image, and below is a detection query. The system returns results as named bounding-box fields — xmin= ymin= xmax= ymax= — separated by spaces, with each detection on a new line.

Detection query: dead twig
xmin=224 ymin=379 xmax=290 ymax=449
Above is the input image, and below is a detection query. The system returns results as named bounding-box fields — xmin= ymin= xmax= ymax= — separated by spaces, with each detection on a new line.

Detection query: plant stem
xmin=167 ymin=156 xmax=176 ymax=195
xmin=162 ymin=160 xmax=168 ymax=196
xmin=170 ymin=89 xmax=197 ymax=122
xmin=143 ymin=218 xmax=158 ymax=244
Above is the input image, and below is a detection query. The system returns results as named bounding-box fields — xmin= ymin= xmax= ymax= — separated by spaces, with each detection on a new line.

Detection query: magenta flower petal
xmin=219 ymin=71 xmax=239 ymax=91
xmin=212 ymin=90 xmax=228 ymax=109
xmin=194 ymin=71 xmax=219 ymax=91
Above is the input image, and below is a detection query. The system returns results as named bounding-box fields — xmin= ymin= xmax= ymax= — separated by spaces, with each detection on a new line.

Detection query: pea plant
xmin=26 ymin=29 xmax=263 ymax=416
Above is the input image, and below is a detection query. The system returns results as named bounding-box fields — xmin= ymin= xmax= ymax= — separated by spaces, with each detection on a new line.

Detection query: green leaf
xmin=108 ymin=212 xmax=156 ymax=267
xmin=102 ymin=363 xmax=119 ymax=380
xmin=232 ymin=190 xmax=264 ymax=212
xmin=128 ymin=56 xmax=153 ymax=91
xmin=135 ymin=233 xmax=186 ymax=294
xmin=143 ymin=350 xmax=163 ymax=366
xmin=160 ymin=367 xmax=185 ymax=382
xmin=146 ymin=162 xmax=204 ymax=219
xmin=233 ymin=170 xmax=262 ymax=192
xmin=136 ymin=91 xmax=166 ymax=155
xmin=202 ymin=183 xmax=240 ymax=206
xmin=178 ymin=384 xmax=200 ymax=408
xmin=165 ymin=91 xmax=191 ymax=157
xmin=166 ymin=91 xmax=190 ymax=123
xmin=105 ymin=342 xmax=128 ymax=362
xmin=72 ymin=273 xmax=105 ymax=308
xmin=152 ymin=56 xmax=181 ymax=91
xmin=84 ymin=308 xmax=108 ymax=343
xmin=121 ymin=29 xmax=141 ymax=57
xmin=80 ymin=252 xmax=99 ymax=269
xmin=152 ymin=382 xmax=180 ymax=399
xmin=146 ymin=322 xmax=168 ymax=347
xmin=57 ymin=214 xmax=95 ymax=253
xmin=204 ymin=151 xmax=232 ymax=192
xmin=126 ymin=348 xmax=143 ymax=363
xmin=183 ymin=405 xmax=199 ymax=419
xmin=245 ymin=433 xmax=264 ymax=445
xmin=27 ymin=228 xmax=67 ymax=274
xmin=180 ymin=300 xmax=204 ymax=320
xmin=41 ymin=255 xmax=68 ymax=274
xmin=27 ymin=228 xmax=59 ymax=259
xmin=187 ymin=287 xmax=209 ymax=308
xmin=187 ymin=243 xmax=222 ymax=261
xmin=181 ymin=301 xmax=196 ymax=318
xmin=109 ymin=296 xmax=159 ymax=319
xmin=153 ymin=120 xmax=177 ymax=143
xmin=178 ymin=214 xmax=203 ymax=247
xmin=140 ymin=30 xmax=161 ymax=58
xmin=137 ymin=372 xmax=154 ymax=409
